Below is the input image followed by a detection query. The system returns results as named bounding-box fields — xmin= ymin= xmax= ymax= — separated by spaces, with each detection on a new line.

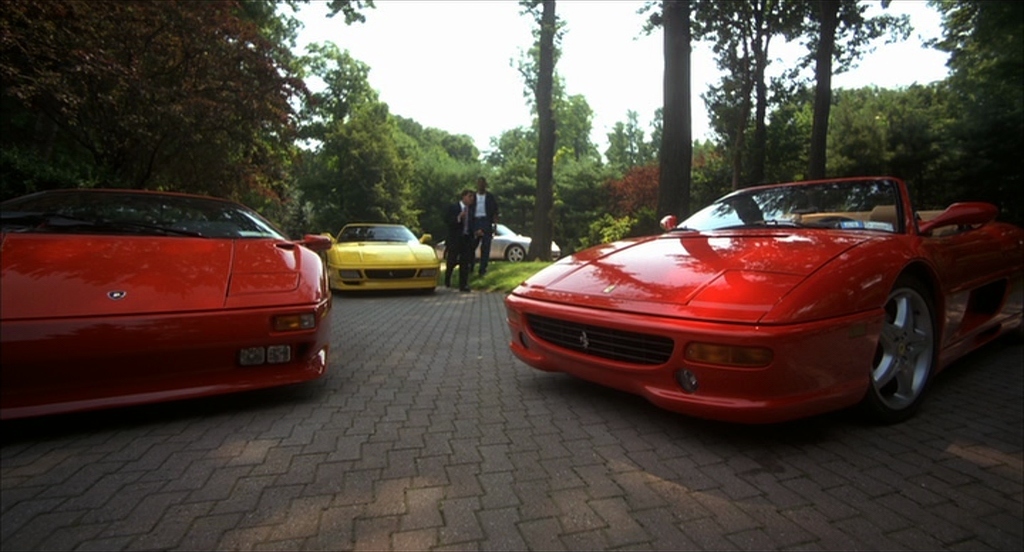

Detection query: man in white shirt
xmin=472 ymin=177 xmax=499 ymax=276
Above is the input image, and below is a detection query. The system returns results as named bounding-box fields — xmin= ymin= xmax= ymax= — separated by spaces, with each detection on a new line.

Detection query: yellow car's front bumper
xmin=327 ymin=265 xmax=438 ymax=291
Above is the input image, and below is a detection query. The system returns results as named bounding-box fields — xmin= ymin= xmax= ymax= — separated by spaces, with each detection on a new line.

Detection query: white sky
xmin=293 ymin=0 xmax=949 ymax=156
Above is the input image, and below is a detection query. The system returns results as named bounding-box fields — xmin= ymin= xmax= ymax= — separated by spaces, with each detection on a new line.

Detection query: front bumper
xmin=505 ymin=293 xmax=883 ymax=424
xmin=327 ymin=265 xmax=438 ymax=291
xmin=1 ymin=302 xmax=331 ymax=419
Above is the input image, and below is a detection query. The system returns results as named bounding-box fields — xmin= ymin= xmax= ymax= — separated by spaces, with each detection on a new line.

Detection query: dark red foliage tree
xmin=606 ymin=165 xmax=660 ymax=217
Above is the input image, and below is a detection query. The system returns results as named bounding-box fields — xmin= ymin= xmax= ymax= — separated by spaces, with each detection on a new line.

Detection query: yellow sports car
xmin=324 ymin=223 xmax=439 ymax=291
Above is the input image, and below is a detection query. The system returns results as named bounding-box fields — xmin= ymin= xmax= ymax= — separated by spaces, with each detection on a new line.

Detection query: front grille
xmin=365 ymin=269 xmax=417 ymax=279
xmin=526 ymin=314 xmax=674 ymax=365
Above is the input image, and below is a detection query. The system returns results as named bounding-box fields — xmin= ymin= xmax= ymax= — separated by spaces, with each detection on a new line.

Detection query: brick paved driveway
xmin=2 ymin=289 xmax=1022 ymax=551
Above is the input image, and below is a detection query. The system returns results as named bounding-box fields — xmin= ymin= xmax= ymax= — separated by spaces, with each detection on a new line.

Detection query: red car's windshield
xmin=1 ymin=190 xmax=287 ymax=239
xmin=679 ymin=178 xmax=903 ymax=233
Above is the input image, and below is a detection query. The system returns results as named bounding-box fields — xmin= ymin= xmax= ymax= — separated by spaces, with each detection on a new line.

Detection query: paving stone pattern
xmin=2 ymin=290 xmax=1022 ymax=551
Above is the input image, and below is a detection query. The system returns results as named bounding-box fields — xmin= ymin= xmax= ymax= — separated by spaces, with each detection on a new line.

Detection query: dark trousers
xmin=445 ymin=233 xmax=474 ymax=289
xmin=473 ymin=218 xmax=493 ymax=274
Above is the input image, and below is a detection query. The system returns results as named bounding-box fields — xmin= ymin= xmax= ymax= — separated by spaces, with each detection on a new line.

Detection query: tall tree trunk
xmin=657 ymin=0 xmax=692 ymax=220
xmin=750 ymin=5 xmax=769 ymax=185
xmin=730 ymin=89 xmax=752 ymax=190
xmin=530 ymin=0 xmax=556 ymax=261
xmin=808 ymin=0 xmax=839 ymax=179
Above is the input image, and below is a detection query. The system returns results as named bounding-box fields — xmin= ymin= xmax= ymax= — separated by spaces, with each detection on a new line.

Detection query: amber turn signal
xmin=273 ymin=313 xmax=316 ymax=332
xmin=685 ymin=342 xmax=773 ymax=368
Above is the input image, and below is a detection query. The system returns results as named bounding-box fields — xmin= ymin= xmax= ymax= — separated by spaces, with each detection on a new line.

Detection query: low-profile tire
xmin=505 ymin=244 xmax=526 ymax=262
xmin=861 ymin=275 xmax=937 ymax=424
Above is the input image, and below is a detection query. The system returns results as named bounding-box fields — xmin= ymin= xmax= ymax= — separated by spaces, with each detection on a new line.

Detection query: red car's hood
xmin=1 ymin=234 xmax=304 ymax=320
xmin=514 ymin=231 xmax=870 ymax=323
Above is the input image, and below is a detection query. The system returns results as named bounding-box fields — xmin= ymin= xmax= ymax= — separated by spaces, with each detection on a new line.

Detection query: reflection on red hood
xmin=1 ymin=234 xmax=305 ymax=320
xmin=515 ymin=231 xmax=870 ymax=323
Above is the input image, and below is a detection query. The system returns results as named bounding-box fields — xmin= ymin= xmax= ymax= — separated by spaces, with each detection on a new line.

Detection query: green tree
xmin=305 ymin=102 xmax=416 ymax=230
xmin=804 ymin=0 xmax=909 ymax=179
xmin=395 ymin=115 xmax=483 ymax=241
xmin=486 ymin=127 xmax=536 ymax=169
xmin=883 ymin=84 xmax=953 ymax=207
xmin=826 ymin=87 xmax=891 ymax=177
xmin=553 ymin=157 xmax=609 ymax=252
xmin=690 ymin=139 xmax=731 ymax=208
xmin=1 ymin=0 xmax=307 ymax=203
xmin=295 ymin=44 xmax=415 ymax=231
xmin=324 ymin=0 xmax=376 ymax=24
xmin=694 ymin=0 xmax=799 ymax=188
xmin=649 ymin=107 xmax=664 ymax=156
xmin=557 ymin=94 xmax=600 ymax=163
xmin=484 ymin=126 xmax=537 ymax=235
xmin=763 ymin=86 xmax=813 ymax=182
xmin=760 ymin=83 xmax=959 ymax=212
xmin=605 ymin=111 xmax=655 ymax=170
xmin=930 ymin=0 xmax=1023 ymax=225
xmin=299 ymin=43 xmax=378 ymax=142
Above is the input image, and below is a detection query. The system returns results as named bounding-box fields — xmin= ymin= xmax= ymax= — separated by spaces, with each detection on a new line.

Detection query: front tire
xmin=505 ymin=244 xmax=526 ymax=263
xmin=861 ymin=276 xmax=936 ymax=423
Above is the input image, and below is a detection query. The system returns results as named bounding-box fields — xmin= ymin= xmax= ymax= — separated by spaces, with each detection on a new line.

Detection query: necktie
xmin=462 ymin=205 xmax=469 ymax=234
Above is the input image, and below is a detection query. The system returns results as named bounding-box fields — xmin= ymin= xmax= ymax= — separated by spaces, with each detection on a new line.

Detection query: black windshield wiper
xmin=0 ymin=212 xmax=204 ymax=237
xmin=92 ymin=220 xmax=206 ymax=237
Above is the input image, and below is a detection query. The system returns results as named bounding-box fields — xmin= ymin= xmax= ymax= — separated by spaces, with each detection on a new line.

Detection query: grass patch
xmin=440 ymin=261 xmax=552 ymax=293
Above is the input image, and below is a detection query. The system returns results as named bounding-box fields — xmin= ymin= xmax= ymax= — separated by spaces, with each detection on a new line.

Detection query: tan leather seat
xmin=869 ymin=205 xmax=899 ymax=228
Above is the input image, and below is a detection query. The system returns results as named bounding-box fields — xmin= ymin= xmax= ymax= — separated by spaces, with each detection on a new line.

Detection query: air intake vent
xmin=526 ymin=314 xmax=674 ymax=365
xmin=365 ymin=269 xmax=416 ymax=279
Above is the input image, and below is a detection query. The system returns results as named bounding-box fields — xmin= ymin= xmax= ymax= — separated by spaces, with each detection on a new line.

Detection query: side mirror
xmin=301 ymin=234 xmax=334 ymax=252
xmin=660 ymin=215 xmax=678 ymax=231
xmin=917 ymin=202 xmax=997 ymax=235
xmin=420 ymin=233 xmax=433 ymax=244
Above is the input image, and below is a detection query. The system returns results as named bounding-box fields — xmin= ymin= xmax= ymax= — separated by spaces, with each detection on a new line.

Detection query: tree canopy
xmin=2 ymin=0 xmax=1020 ymax=249
xmin=1 ymin=0 xmax=306 ymax=206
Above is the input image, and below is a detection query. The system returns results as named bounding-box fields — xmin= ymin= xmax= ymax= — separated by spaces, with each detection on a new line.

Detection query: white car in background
xmin=435 ymin=223 xmax=561 ymax=263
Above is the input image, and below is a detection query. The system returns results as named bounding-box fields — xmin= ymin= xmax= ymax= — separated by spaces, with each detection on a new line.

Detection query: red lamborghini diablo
xmin=1 ymin=189 xmax=334 ymax=420
xmin=505 ymin=177 xmax=1024 ymax=424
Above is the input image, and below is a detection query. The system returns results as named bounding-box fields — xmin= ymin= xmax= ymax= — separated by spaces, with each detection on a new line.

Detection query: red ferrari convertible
xmin=505 ymin=177 xmax=1024 ymax=424
xmin=1 ymin=189 xmax=334 ymax=420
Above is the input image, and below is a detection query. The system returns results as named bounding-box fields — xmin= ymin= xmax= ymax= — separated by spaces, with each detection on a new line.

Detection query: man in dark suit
xmin=445 ymin=189 xmax=476 ymax=292
xmin=471 ymin=176 xmax=500 ymax=276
